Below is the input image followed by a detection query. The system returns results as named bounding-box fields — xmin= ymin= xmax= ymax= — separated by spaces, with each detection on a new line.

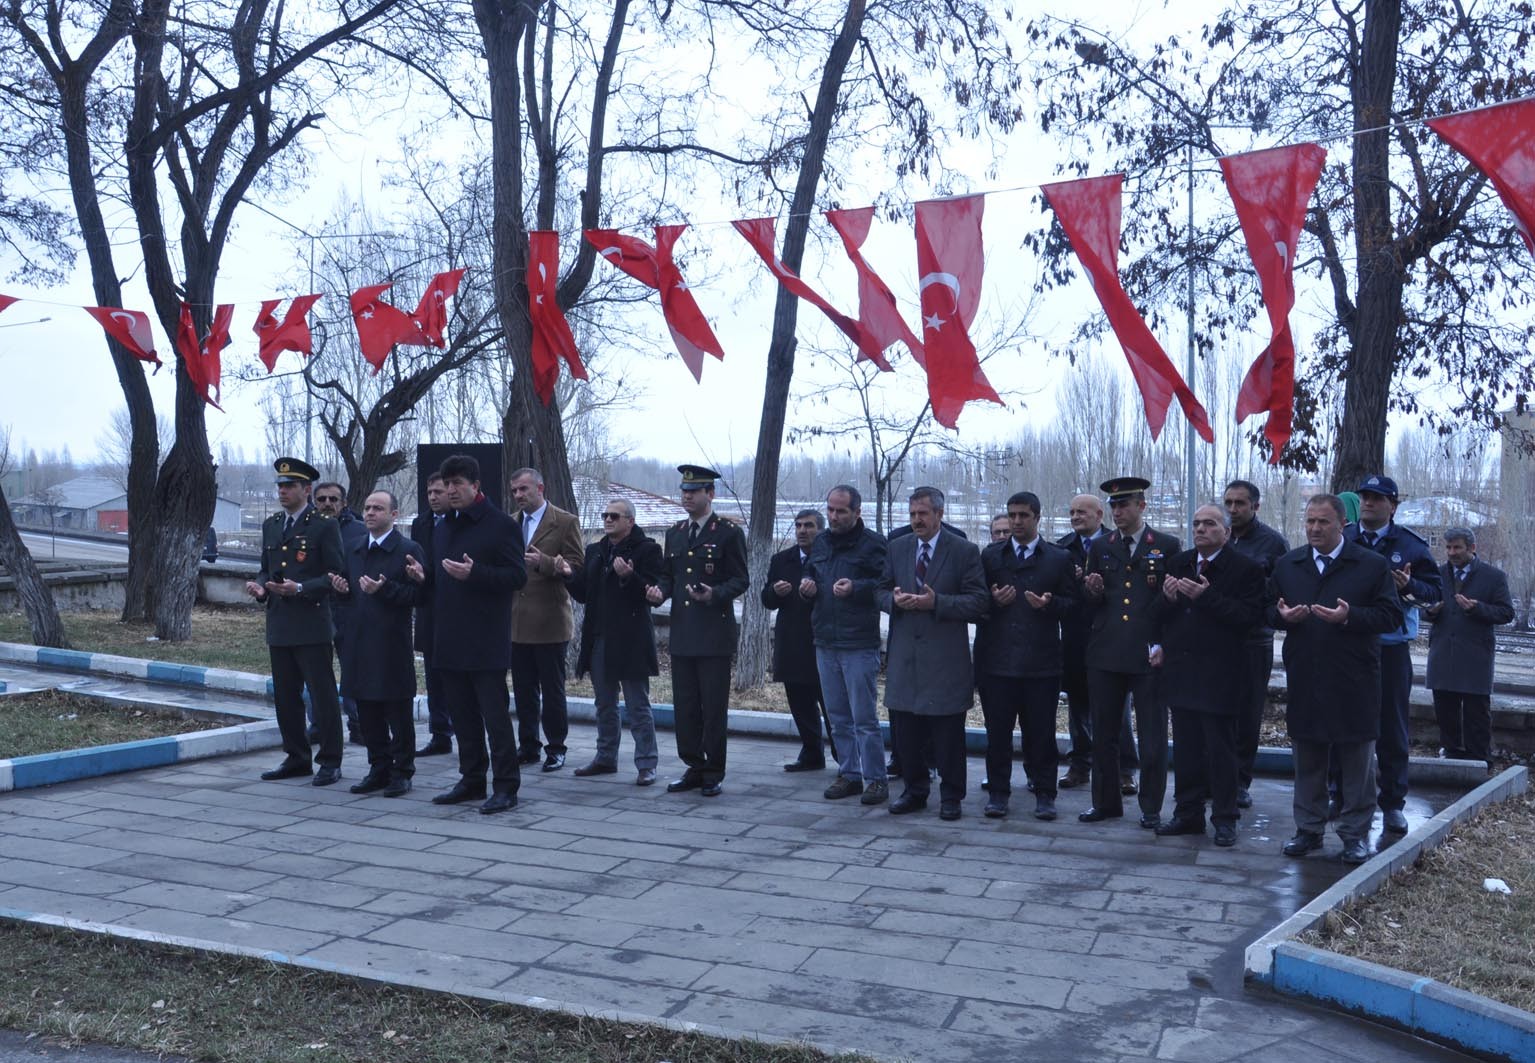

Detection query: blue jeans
xmin=816 ymin=646 xmax=883 ymax=783
xmin=590 ymin=638 xmax=658 ymax=770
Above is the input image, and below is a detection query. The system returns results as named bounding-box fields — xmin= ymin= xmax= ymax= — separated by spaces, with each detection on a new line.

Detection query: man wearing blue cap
xmin=1342 ymin=474 xmax=1442 ymax=833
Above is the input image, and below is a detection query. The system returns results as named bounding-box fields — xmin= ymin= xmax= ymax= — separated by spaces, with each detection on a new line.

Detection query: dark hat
xmin=274 ymin=457 xmax=320 ymax=484
xmin=678 ymin=464 xmax=722 ymax=491
xmin=1355 ymin=474 xmax=1399 ymax=501
xmin=1099 ymin=476 xmax=1151 ymax=502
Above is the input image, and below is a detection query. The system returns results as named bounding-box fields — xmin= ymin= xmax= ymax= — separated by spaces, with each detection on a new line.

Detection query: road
xmin=17 ymin=532 xmax=129 ymax=564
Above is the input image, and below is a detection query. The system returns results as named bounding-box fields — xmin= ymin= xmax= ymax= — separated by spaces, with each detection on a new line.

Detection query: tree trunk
xmin=149 ymin=364 xmax=217 ymax=641
xmin=737 ymin=0 xmax=868 ymax=692
xmin=0 ymin=484 xmax=70 ymax=648
xmin=1332 ymin=0 xmax=1403 ymax=492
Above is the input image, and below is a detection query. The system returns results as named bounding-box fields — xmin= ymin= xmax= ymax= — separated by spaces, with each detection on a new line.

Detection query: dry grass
xmin=0 ymin=606 xmax=273 ymax=675
xmin=0 ymin=690 xmax=246 ymax=758
xmin=1301 ymin=790 xmax=1535 ymax=1014
xmin=0 ymin=921 xmax=866 ymax=1063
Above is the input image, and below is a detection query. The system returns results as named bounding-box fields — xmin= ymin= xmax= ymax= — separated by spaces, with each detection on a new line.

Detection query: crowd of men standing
xmin=244 ymin=456 xmax=1514 ymax=862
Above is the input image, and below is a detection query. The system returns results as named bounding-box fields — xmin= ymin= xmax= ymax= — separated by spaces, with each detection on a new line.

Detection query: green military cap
xmin=274 ymin=457 xmax=321 ymax=484
xmin=678 ymin=464 xmax=722 ymax=491
xmin=1099 ymin=475 xmax=1151 ymax=502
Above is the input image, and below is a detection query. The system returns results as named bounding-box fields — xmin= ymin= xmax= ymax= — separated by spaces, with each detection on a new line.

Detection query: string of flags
xmin=4 ymin=96 xmax=1534 ymax=458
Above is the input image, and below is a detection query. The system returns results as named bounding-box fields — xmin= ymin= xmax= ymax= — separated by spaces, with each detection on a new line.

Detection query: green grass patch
xmin=0 ymin=921 xmax=865 ymax=1063
xmin=0 ymin=690 xmax=246 ymax=758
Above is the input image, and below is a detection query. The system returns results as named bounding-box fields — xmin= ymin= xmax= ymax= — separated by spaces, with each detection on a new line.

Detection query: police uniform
xmin=253 ymin=458 xmax=347 ymax=782
xmin=657 ymin=466 xmax=749 ymax=794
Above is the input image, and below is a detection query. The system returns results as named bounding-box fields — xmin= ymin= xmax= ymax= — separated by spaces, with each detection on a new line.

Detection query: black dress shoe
xmin=1058 ymin=767 xmax=1089 ymax=789
xmin=1341 ymin=838 xmax=1370 ymax=864
xmin=312 ymin=766 xmax=342 ymax=787
xmin=1033 ymin=796 xmax=1057 ymax=821
xmin=939 ymin=801 xmax=961 ymax=821
xmin=415 ymin=736 xmax=452 ymax=757
xmin=783 ymin=759 xmax=826 ymax=773
xmin=1382 ymin=809 xmax=1409 ymax=834
xmin=1120 ymin=774 xmax=1138 ymax=796
xmin=983 ymin=798 xmax=1009 ymax=819
xmin=1213 ymin=823 xmax=1237 ymax=847
xmin=1283 ymin=830 xmax=1325 ymax=857
xmin=1139 ymin=813 xmax=1161 ymax=830
xmin=885 ymin=759 xmax=901 ymax=779
xmin=382 ymin=777 xmax=412 ymax=798
xmin=1236 ymin=787 xmax=1253 ymax=809
xmin=667 ymin=776 xmax=703 ymax=793
xmin=261 ymin=760 xmax=312 ymax=781
xmin=517 ymin=749 xmax=541 ymax=766
xmin=701 ymin=781 xmax=723 ymax=797
xmin=480 ymin=792 xmax=518 ymax=815
xmin=574 ymin=761 xmax=618 ymax=776
xmin=1155 ymin=816 xmax=1206 ymax=837
xmin=1078 ymin=807 xmax=1122 ymax=823
xmin=349 ymin=772 xmax=390 ymax=794
xmin=889 ymin=794 xmax=928 ymax=815
xmin=432 ymin=780 xmax=487 ymax=805
xmin=542 ymin=752 xmax=566 ymax=773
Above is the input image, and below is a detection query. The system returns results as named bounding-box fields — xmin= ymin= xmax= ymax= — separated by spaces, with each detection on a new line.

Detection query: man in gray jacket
xmin=878 ymin=486 xmax=989 ymax=820
xmin=1426 ymin=527 xmax=1514 ymax=766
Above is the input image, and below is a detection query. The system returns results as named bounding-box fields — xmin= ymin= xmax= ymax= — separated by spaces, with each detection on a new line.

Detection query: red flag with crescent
xmin=585 ymin=225 xmax=724 ymax=381
xmin=1220 ymin=143 xmax=1326 ymax=462
xmin=84 ymin=306 xmax=161 ymax=366
xmin=1427 ymin=98 xmax=1535 ymax=257
xmin=401 ymin=268 xmax=468 ymax=348
xmin=253 ymin=294 xmax=320 ymax=372
xmin=349 ymin=282 xmax=415 ymax=372
xmin=0 ymin=295 xmax=16 ymax=315
xmin=912 ymin=195 xmax=1001 ymax=429
xmin=527 ymin=231 xmax=589 ymax=405
xmin=732 ymin=217 xmax=890 ymax=371
xmin=1040 ymin=175 xmax=1213 ymax=443
xmin=176 ymin=302 xmax=233 ymax=410
xmin=825 ymin=207 xmax=924 ymax=369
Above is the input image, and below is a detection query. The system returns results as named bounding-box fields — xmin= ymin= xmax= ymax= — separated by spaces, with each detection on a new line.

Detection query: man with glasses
xmin=314 ymin=481 xmax=366 ymax=744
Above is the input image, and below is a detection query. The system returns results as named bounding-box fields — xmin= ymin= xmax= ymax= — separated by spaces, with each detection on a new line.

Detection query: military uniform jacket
xmin=1083 ymin=525 xmax=1181 ymax=675
xmin=1425 ymin=559 xmax=1515 ymax=696
xmin=1343 ymin=520 xmax=1441 ymax=642
xmin=657 ymin=513 xmax=749 ymax=657
xmin=254 ymin=505 xmax=345 ymax=647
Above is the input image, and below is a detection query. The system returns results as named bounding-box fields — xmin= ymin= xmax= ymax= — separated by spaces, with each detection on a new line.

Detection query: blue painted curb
xmin=0 ymin=719 xmax=282 ymax=793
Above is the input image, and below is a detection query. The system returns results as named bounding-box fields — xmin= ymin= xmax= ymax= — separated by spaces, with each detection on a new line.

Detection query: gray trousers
xmin=590 ymin=638 xmax=659 ymax=770
xmin=1293 ymin=737 xmax=1376 ymax=842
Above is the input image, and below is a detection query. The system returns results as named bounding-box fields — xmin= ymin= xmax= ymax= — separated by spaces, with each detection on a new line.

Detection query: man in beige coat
xmin=510 ymin=467 xmax=586 ymax=771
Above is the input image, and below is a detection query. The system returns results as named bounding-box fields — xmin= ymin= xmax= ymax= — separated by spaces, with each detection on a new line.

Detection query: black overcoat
xmin=1152 ymin=548 xmax=1266 ymax=715
xmin=1425 ymin=560 xmax=1515 ymax=696
xmin=427 ymin=496 xmax=527 ymax=671
xmin=567 ymin=527 xmax=663 ymax=683
xmin=973 ymin=539 xmax=1077 ymax=679
xmin=760 ymin=544 xmax=820 ymax=685
xmin=335 ymin=531 xmax=424 ymax=700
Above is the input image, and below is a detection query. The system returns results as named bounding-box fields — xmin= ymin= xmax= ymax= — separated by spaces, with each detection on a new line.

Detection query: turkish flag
xmin=913 ymin=195 xmax=1001 ymax=429
xmin=0 ymin=295 xmax=16 ymax=315
xmin=527 ymin=231 xmax=589 ymax=405
xmin=1221 ymin=144 xmax=1326 ymax=462
xmin=1040 ymin=175 xmax=1213 ymax=443
xmin=401 ymin=268 xmax=468 ymax=348
xmin=825 ymin=207 xmax=924 ymax=369
xmin=84 ymin=306 xmax=161 ymax=366
xmin=349 ymin=282 xmax=416 ymax=373
xmin=585 ymin=225 xmax=724 ymax=381
xmin=176 ymin=302 xmax=233 ymax=410
xmin=253 ymin=294 xmax=321 ymax=372
xmin=1427 ymin=98 xmax=1535 ymax=257
xmin=732 ymin=217 xmax=890 ymax=371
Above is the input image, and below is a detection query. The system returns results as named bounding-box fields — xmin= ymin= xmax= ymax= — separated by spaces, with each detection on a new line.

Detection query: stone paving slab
xmin=0 ymin=663 xmax=1480 ymax=1062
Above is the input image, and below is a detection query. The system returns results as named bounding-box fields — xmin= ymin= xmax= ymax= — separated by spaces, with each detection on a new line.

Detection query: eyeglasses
xmin=316 ymin=496 xmax=341 ymax=504
xmin=602 ymin=513 xmax=626 ymax=521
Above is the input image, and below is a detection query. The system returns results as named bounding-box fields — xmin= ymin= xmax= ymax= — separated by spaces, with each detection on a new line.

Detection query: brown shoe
xmin=1058 ymin=767 xmax=1089 ymax=789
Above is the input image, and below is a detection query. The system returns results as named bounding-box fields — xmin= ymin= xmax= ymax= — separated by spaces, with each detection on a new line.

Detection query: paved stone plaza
xmin=0 ymin=669 xmax=1473 ymax=1061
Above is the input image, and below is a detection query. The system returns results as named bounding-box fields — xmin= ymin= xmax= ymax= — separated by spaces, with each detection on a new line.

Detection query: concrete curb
xmin=0 ymin=641 xmax=274 ymax=699
xmin=1244 ymin=764 xmax=1532 ymax=1062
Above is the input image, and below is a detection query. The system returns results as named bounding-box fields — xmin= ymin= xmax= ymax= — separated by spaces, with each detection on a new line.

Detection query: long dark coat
xmin=1152 ymin=548 xmax=1267 ymax=715
xmin=427 ymin=496 xmax=527 ymax=671
xmin=760 ymin=544 xmax=819 ymax=685
xmin=877 ymin=529 xmax=989 ymax=715
xmin=409 ymin=510 xmax=443 ymax=654
xmin=973 ymin=539 xmax=1078 ymax=679
xmin=567 ymin=527 xmax=664 ymax=683
xmin=1268 ymin=541 xmax=1403 ymax=743
xmin=335 ymin=531 xmax=424 ymax=700
xmin=1426 ymin=559 xmax=1515 ymax=695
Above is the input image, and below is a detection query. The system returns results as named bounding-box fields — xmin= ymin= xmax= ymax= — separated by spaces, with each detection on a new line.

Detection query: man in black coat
xmin=559 ymin=498 xmax=664 ymax=785
xmin=409 ymin=472 xmax=452 ymax=757
xmin=646 ymin=465 xmax=749 ymax=797
xmin=1271 ymin=493 xmax=1403 ymax=864
xmin=329 ymin=491 xmax=424 ymax=798
xmin=1152 ymin=505 xmax=1266 ymax=847
xmin=314 ymin=481 xmax=367 ymax=744
xmin=1425 ymin=527 xmax=1514 ymax=765
xmin=975 ymin=491 xmax=1077 ymax=821
xmin=1080 ymin=476 xmax=1181 ymax=828
xmin=406 ymin=454 xmax=527 ymax=815
xmin=761 ymin=509 xmax=827 ymax=772
xmin=245 ymin=457 xmax=347 ymax=786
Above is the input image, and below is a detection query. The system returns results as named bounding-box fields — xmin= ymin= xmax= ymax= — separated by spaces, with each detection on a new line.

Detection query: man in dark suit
xmin=245 ymin=457 xmax=347 ymax=786
xmin=1152 ymin=505 xmax=1267 ymax=847
xmin=1426 ymin=527 xmax=1514 ymax=766
xmin=878 ymin=486 xmax=989 ymax=820
xmin=975 ymin=491 xmax=1077 ymax=821
xmin=1079 ymin=476 xmax=1181 ymax=828
xmin=405 ymin=453 xmax=527 ymax=815
xmin=761 ymin=509 xmax=827 ymax=772
xmin=646 ymin=465 xmax=749 ymax=797
xmin=1271 ymin=493 xmax=1403 ymax=864
xmin=314 ymin=481 xmax=366 ymax=744
xmin=1223 ymin=479 xmax=1290 ymax=809
xmin=329 ymin=491 xmax=424 ymax=797
xmin=410 ymin=473 xmax=452 ymax=757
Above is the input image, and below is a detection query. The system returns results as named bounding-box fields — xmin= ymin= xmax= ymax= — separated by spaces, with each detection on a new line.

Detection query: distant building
xmin=11 ymin=475 xmax=242 ymax=533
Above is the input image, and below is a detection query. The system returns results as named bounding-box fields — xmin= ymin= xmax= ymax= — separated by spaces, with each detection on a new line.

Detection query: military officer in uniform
xmin=646 ymin=465 xmax=749 ymax=796
xmin=245 ymin=457 xmax=347 ymax=786
xmin=1079 ymin=476 xmax=1181 ymax=827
